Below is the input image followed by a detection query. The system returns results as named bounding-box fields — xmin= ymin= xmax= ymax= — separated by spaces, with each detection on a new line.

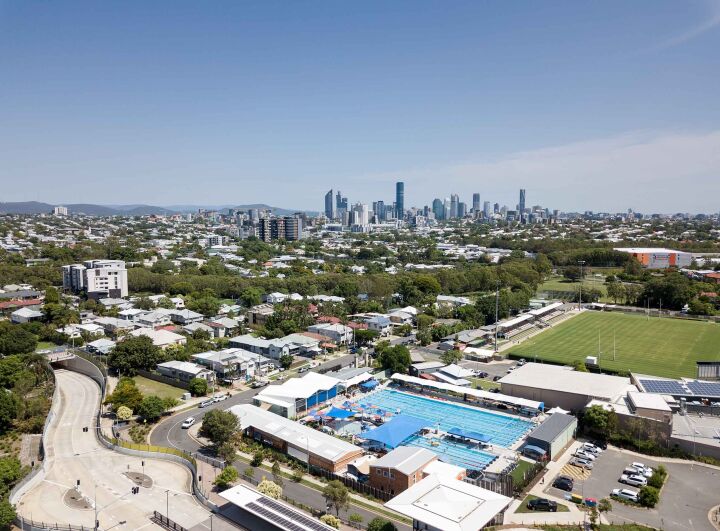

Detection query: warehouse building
xmin=614 ymin=247 xmax=692 ymax=269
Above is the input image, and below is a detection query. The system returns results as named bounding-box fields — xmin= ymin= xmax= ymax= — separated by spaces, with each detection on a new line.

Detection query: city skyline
xmin=0 ymin=2 xmax=718 ymax=211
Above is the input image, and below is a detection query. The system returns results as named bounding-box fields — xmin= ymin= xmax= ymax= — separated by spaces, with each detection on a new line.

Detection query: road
xmin=16 ymin=370 xmax=235 ymax=531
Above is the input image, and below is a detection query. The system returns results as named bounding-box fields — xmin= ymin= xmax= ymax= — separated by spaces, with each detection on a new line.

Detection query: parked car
xmin=574 ymin=450 xmax=596 ymax=461
xmin=552 ymin=475 xmax=574 ymax=492
xmin=592 ymin=439 xmax=608 ymax=450
xmin=199 ymin=399 xmax=215 ymax=408
xmin=213 ymin=394 xmax=229 ymax=403
xmin=527 ymin=498 xmax=557 ymax=512
xmin=619 ymin=474 xmax=647 ymax=487
xmin=517 ymin=359 xmax=527 ymax=366
xmin=475 ymin=371 xmax=489 ymax=378
xmin=582 ymin=442 xmax=602 ymax=454
xmin=251 ymin=379 xmax=268 ymax=388
xmin=630 ymin=463 xmax=653 ymax=478
xmin=493 ymin=375 xmax=502 ymax=382
xmin=570 ymin=457 xmax=594 ymax=470
xmin=298 ymin=366 xmax=310 ymax=373
xmin=181 ymin=417 xmax=195 ymax=429
xmin=611 ymin=488 xmax=639 ymax=503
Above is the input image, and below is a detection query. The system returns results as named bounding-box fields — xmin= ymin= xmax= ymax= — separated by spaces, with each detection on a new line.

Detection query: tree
xmin=563 ymin=266 xmax=582 ymax=282
xmin=107 ymin=336 xmax=164 ymax=376
xmin=606 ymin=281 xmax=626 ymax=304
xmin=638 ymin=486 xmax=659 ymax=508
xmin=416 ymin=328 xmax=431 ymax=346
xmin=240 ymin=288 xmax=263 ymax=307
xmin=213 ymin=465 xmax=238 ymax=490
xmin=367 ymin=518 xmax=397 ymax=531
xmin=199 ymin=409 xmax=239 ymax=447
xmin=116 ymin=405 xmax=133 ymax=421
xmin=0 ymin=324 xmax=38 ymax=355
xmin=376 ymin=344 xmax=411 ymax=374
xmin=349 ymin=513 xmax=364 ymax=529
xmin=598 ymin=497 xmax=612 ymax=515
xmin=0 ymin=498 xmax=16 ymax=529
xmin=354 ymin=329 xmax=379 ymax=346
xmin=319 ymin=515 xmax=341 ymax=529
xmin=441 ymin=350 xmax=463 ymax=365
xmin=323 ymin=480 xmax=349 ymax=516
xmin=257 ymin=478 xmax=282 ymax=499
xmin=417 ymin=314 xmax=434 ymax=330
xmin=0 ymin=457 xmax=22 ymax=496
xmin=188 ymin=377 xmax=208 ymax=397
xmin=251 ymin=450 xmax=264 ymax=467
xmin=217 ymin=441 xmax=237 ymax=463
xmin=279 ymin=354 xmax=294 ymax=370
xmin=104 ymin=378 xmax=144 ymax=411
xmin=271 ymin=460 xmax=284 ymax=486
xmin=137 ymin=395 xmax=166 ymax=422
xmin=582 ymin=405 xmax=617 ymax=439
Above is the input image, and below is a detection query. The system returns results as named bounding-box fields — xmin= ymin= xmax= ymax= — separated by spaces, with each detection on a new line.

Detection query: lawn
xmin=510 ymin=311 xmax=720 ymax=379
xmin=537 ymin=274 xmax=611 ymax=302
xmin=516 ymin=494 xmax=570 ymax=513
xmin=35 ymin=341 xmax=56 ymax=352
xmin=471 ymin=378 xmax=500 ymax=391
xmin=133 ymin=375 xmax=185 ymax=400
xmin=510 ymin=458 xmax=535 ymax=484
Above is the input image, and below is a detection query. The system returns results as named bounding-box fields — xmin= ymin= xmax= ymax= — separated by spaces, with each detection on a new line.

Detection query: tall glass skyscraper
xmin=472 ymin=193 xmax=480 ymax=213
xmin=395 ymin=181 xmax=405 ymax=219
xmin=324 ymin=189 xmax=335 ymax=219
xmin=519 ymin=188 xmax=526 ymax=222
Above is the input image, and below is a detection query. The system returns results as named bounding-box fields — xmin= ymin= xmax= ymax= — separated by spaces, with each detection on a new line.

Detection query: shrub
xmin=251 ymin=450 xmax=264 ymax=467
xmin=639 ymin=486 xmax=659 ymax=508
xmin=319 ymin=514 xmax=340 ymax=529
xmin=257 ymin=478 xmax=282 ymax=499
xmin=292 ymin=468 xmax=304 ymax=482
xmin=243 ymin=467 xmax=255 ymax=480
xmin=188 ymin=378 xmax=208 ymax=397
xmin=116 ymin=405 xmax=132 ymax=421
xmin=367 ymin=518 xmax=397 ymax=531
xmin=213 ymin=466 xmax=238 ymax=490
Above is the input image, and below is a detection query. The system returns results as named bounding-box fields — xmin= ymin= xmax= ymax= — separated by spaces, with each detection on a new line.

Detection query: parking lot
xmin=543 ymin=446 xmax=718 ymax=531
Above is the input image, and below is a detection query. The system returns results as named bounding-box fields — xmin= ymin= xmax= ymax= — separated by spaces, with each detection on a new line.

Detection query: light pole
xmin=166 ymin=489 xmax=169 ymax=522
xmin=577 ymin=260 xmax=586 ymax=309
xmin=494 ymin=281 xmax=500 ymax=352
xmin=210 ymin=515 xmax=213 ymax=531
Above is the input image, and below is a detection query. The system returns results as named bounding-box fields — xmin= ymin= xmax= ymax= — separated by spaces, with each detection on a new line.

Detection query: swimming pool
xmin=355 ymin=388 xmax=532 ymax=448
xmin=405 ymin=435 xmax=497 ymax=471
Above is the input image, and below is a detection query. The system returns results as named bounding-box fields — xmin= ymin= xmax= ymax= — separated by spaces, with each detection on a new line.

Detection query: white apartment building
xmin=62 ymin=260 xmax=129 ymax=299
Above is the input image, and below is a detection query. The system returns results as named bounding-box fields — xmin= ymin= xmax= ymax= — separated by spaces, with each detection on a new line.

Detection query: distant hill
xmin=0 ymin=201 xmax=316 ymax=217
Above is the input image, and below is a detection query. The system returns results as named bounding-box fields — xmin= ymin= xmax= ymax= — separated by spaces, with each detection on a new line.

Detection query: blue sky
xmin=1 ymin=1 xmax=719 ymax=212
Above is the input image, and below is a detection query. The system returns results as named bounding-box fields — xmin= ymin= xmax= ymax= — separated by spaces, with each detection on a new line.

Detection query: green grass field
xmin=133 ymin=376 xmax=185 ymax=400
xmin=510 ymin=311 xmax=720 ymax=379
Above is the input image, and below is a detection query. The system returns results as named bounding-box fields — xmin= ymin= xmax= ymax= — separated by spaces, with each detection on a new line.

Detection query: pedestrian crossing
xmin=559 ymin=463 xmax=591 ymax=481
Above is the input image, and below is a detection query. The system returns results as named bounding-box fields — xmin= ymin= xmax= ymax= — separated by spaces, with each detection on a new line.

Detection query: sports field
xmin=510 ymin=311 xmax=720 ymax=379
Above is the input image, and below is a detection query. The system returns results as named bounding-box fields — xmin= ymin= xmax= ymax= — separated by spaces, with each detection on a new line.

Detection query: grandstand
xmin=496 ymin=302 xmax=565 ymax=338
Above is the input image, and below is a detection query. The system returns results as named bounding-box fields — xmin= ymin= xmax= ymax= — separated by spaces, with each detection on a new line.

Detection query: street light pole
xmin=494 ymin=281 xmax=500 ymax=352
xmin=166 ymin=489 xmax=169 ymax=522
xmin=578 ymin=260 xmax=586 ymax=310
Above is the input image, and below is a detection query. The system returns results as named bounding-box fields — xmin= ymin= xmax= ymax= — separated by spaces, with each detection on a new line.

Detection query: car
xmin=570 ymin=457 xmax=594 ymax=470
xmin=552 ymin=475 xmax=574 ymax=492
xmin=489 ymin=388 xmax=501 ymax=393
xmin=630 ymin=462 xmax=653 ymax=477
xmin=199 ymin=399 xmax=215 ymax=408
xmin=493 ymin=375 xmax=502 ymax=382
xmin=574 ymin=450 xmax=596 ymax=461
xmin=475 ymin=371 xmax=489 ymax=378
xmin=181 ymin=417 xmax=195 ymax=429
xmin=619 ymin=474 xmax=647 ymax=487
xmin=213 ymin=394 xmax=229 ymax=403
xmin=592 ymin=439 xmax=608 ymax=450
xmin=298 ymin=366 xmax=310 ymax=373
xmin=527 ymin=498 xmax=557 ymax=512
xmin=582 ymin=442 xmax=602 ymax=454
xmin=251 ymin=379 xmax=268 ymax=388
xmin=611 ymin=488 xmax=639 ymax=503
xmin=517 ymin=359 xmax=527 ymax=366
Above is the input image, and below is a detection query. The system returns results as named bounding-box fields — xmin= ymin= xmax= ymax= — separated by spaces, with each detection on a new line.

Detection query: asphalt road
xmin=543 ymin=447 xmax=718 ymax=531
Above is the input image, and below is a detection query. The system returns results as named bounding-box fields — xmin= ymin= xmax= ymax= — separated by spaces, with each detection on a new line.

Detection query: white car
xmin=619 ymin=474 xmax=647 ymax=487
xmin=582 ymin=442 xmax=602 ymax=454
xmin=612 ymin=488 xmax=639 ymax=503
xmin=213 ymin=394 xmax=229 ymax=403
xmin=574 ymin=450 xmax=596 ymax=461
xmin=570 ymin=457 xmax=594 ymax=470
xmin=181 ymin=417 xmax=195 ymax=429
xmin=199 ymin=399 xmax=214 ymax=408
xmin=630 ymin=462 xmax=653 ymax=478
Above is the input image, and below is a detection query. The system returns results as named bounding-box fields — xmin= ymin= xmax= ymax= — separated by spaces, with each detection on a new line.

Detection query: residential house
xmin=247 ymin=304 xmax=275 ymax=326
xmin=129 ymin=328 xmax=187 ymax=349
xmin=11 ymin=307 xmax=43 ymax=324
xmin=307 ymin=323 xmax=353 ymax=344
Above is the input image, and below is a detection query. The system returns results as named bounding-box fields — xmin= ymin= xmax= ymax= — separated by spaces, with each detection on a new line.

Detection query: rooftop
xmin=526 ymin=413 xmax=577 ymax=444
xmin=371 ymin=446 xmax=437 ymax=475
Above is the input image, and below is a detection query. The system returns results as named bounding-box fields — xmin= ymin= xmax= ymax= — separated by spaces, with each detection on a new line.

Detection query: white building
xmin=62 ymin=260 xmax=128 ymax=298
xmin=53 ymin=206 xmax=68 ymax=216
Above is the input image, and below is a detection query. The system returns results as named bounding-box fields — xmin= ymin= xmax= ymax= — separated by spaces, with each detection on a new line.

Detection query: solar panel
xmin=687 ymin=381 xmax=720 ymax=397
xmin=640 ymin=379 xmax=687 ymax=395
xmin=253 ymin=497 xmax=331 ymax=531
xmin=247 ymin=502 xmax=307 ymax=531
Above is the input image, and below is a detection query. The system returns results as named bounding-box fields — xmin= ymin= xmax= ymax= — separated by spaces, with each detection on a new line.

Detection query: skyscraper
xmin=472 ymin=193 xmax=480 ymax=213
xmin=395 ymin=182 xmax=405 ymax=219
xmin=519 ymin=189 xmax=526 ymax=222
xmin=483 ymin=201 xmax=492 ymax=219
xmin=450 ymin=194 xmax=459 ymax=218
xmin=458 ymin=202 xmax=467 ymax=218
xmin=432 ymin=198 xmax=444 ymax=221
xmin=324 ymin=189 xmax=335 ymax=219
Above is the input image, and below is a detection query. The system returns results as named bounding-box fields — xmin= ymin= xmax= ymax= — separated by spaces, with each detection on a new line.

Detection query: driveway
xmin=543 ymin=446 xmax=718 ymax=531
xmin=16 ymin=370 xmax=235 ymax=530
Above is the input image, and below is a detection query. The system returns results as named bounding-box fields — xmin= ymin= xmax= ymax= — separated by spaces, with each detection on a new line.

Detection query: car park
xmin=199 ymin=399 xmax=214 ymax=408
xmin=552 ymin=475 xmax=574 ymax=492
xmin=181 ymin=417 xmax=195 ymax=429
xmin=570 ymin=457 xmax=594 ymax=470
xmin=619 ymin=474 xmax=647 ymax=487
xmin=611 ymin=488 xmax=639 ymax=503
xmin=527 ymin=497 xmax=557 ymax=512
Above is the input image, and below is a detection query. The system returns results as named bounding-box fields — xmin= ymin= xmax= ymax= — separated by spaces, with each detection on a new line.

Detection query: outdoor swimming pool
xmin=355 ymin=388 xmax=533 ymax=448
xmin=405 ymin=435 xmax=497 ymax=471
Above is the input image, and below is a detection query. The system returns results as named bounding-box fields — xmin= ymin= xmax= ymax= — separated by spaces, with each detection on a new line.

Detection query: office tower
xmin=472 ymin=193 xmax=480 ymax=213
xmin=494 ymin=202 xmax=500 ymax=214
xmin=395 ymin=181 xmax=405 ymax=219
xmin=432 ymin=198 xmax=444 ymax=221
xmin=483 ymin=201 xmax=492 ymax=218
xmin=519 ymin=188 xmax=526 ymax=222
xmin=324 ymin=189 xmax=335 ymax=219
xmin=62 ymin=260 xmax=128 ymax=299
xmin=350 ymin=203 xmax=370 ymax=226
xmin=450 ymin=194 xmax=459 ymax=218
xmin=258 ymin=216 xmax=302 ymax=242
xmin=458 ymin=202 xmax=467 ymax=218
xmin=373 ymin=200 xmax=386 ymax=222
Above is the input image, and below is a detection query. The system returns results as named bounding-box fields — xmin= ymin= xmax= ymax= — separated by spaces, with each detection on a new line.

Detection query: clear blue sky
xmin=1 ymin=1 xmax=719 ymax=212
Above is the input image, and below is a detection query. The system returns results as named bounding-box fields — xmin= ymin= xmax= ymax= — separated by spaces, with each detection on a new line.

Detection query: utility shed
xmin=524 ymin=413 xmax=577 ymax=459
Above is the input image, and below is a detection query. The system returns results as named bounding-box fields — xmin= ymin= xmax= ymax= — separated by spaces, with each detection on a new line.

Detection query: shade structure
xmin=447 ymin=427 xmax=491 ymax=443
xmin=362 ymin=415 xmax=428 ymax=449
xmin=325 ymin=407 xmax=355 ymax=419
xmin=360 ymin=379 xmax=379 ymax=390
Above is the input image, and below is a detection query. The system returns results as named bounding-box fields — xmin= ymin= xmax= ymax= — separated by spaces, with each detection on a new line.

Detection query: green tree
xmin=0 ymin=498 xmax=17 ymax=529
xmin=367 ymin=518 xmax=397 ymax=531
xmin=598 ymin=497 xmax=612 ymax=515
xmin=188 ymin=377 xmax=208 ymax=397
xmin=638 ymin=486 xmax=659 ymax=507
xmin=0 ymin=456 xmax=22 ymax=496
xmin=104 ymin=377 xmax=144 ymax=411
xmin=349 ymin=513 xmax=364 ymax=529
xmin=271 ymin=460 xmax=284 ymax=486
xmin=107 ymin=336 xmax=164 ymax=376
xmin=563 ymin=266 xmax=582 ymax=281
xmin=416 ymin=314 xmax=434 ymax=330
xmin=199 ymin=409 xmax=239 ymax=447
xmin=0 ymin=324 xmax=38 ymax=355
xmin=213 ymin=465 xmax=238 ymax=490
xmin=582 ymin=404 xmax=617 ymax=439
xmin=354 ymin=329 xmax=379 ymax=346
xmin=376 ymin=344 xmax=411 ymax=374
xmin=136 ymin=395 xmax=166 ymax=422
xmin=217 ymin=441 xmax=237 ymax=463
xmin=251 ymin=450 xmax=264 ymax=467
xmin=440 ymin=350 xmax=463 ymax=365
xmin=416 ymin=328 xmax=431 ymax=346
xmin=323 ymin=480 xmax=349 ymax=516
xmin=606 ymin=281 xmax=626 ymax=304
xmin=279 ymin=354 xmax=294 ymax=370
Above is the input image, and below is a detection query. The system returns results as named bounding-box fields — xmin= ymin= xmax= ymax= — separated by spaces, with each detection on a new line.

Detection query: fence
xmin=151 ymin=511 xmax=188 ymax=531
xmin=15 ymin=517 xmax=94 ymax=531
xmin=136 ymin=369 xmax=190 ymax=391
xmin=310 ymin=465 xmax=392 ymax=502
